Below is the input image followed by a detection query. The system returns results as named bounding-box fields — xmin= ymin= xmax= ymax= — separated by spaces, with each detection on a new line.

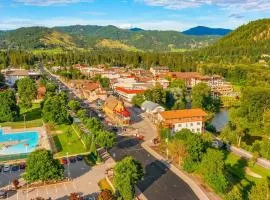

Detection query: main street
xmin=43 ymin=67 xmax=199 ymax=200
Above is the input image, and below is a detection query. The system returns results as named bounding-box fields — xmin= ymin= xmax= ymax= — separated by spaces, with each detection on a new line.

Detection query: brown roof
xmin=84 ymin=82 xmax=100 ymax=91
xmin=6 ymin=70 xmax=29 ymax=76
xmin=160 ymin=109 xmax=207 ymax=120
xmin=168 ymin=72 xmax=201 ymax=79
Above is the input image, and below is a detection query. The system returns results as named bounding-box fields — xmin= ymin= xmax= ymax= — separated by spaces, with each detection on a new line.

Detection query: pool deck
xmin=0 ymin=126 xmax=51 ymax=153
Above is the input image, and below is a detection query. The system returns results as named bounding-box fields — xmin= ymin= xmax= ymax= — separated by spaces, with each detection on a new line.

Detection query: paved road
xmin=43 ymin=67 xmax=199 ymax=200
xmin=110 ymin=136 xmax=198 ymax=200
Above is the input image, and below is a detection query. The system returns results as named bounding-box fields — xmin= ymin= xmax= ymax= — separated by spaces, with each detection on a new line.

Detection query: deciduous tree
xmin=114 ymin=156 xmax=144 ymax=200
xmin=17 ymin=77 xmax=37 ymax=108
xmin=24 ymin=149 xmax=64 ymax=183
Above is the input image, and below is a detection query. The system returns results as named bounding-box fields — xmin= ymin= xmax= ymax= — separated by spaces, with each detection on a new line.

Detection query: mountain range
xmin=0 ymin=25 xmax=219 ymax=52
xmin=0 ymin=19 xmax=269 ymax=56
xmin=182 ymin=26 xmax=232 ymax=36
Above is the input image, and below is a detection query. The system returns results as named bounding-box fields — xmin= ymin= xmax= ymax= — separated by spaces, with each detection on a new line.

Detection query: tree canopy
xmin=17 ymin=77 xmax=37 ymax=108
xmin=114 ymin=156 xmax=144 ymax=200
xmin=42 ymin=92 xmax=70 ymax=124
xmin=0 ymin=89 xmax=19 ymax=122
xmin=24 ymin=149 xmax=64 ymax=183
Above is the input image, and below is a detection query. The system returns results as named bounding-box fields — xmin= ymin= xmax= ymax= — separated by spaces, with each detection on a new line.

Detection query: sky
xmin=0 ymin=0 xmax=269 ymax=31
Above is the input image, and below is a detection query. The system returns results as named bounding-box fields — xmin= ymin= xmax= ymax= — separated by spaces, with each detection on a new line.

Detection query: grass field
xmin=224 ymin=151 xmax=270 ymax=198
xmin=0 ymin=103 xmax=43 ymax=129
xmin=52 ymin=124 xmax=89 ymax=157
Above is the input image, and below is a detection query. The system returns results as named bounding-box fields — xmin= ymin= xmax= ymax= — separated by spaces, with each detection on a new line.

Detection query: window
xmin=192 ymin=129 xmax=195 ymax=132
xmin=178 ymin=124 xmax=182 ymax=127
xmin=190 ymin=123 xmax=193 ymax=126
xmin=197 ymin=122 xmax=201 ymax=125
xmin=197 ymin=128 xmax=200 ymax=132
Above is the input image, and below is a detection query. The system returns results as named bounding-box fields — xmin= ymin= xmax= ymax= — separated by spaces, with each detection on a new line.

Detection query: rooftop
xmin=115 ymin=87 xmax=145 ymax=94
xmin=160 ymin=108 xmax=207 ymax=120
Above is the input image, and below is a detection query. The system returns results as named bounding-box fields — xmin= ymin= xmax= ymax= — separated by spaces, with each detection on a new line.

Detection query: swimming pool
xmin=0 ymin=130 xmax=39 ymax=155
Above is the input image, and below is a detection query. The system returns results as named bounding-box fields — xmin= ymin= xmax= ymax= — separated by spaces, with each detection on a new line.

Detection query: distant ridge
xmin=182 ymin=26 xmax=232 ymax=36
xmin=129 ymin=27 xmax=144 ymax=32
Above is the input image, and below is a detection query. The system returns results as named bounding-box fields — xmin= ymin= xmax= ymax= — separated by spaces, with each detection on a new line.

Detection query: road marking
xmin=46 ymin=186 xmax=49 ymax=195
xmin=64 ymin=183 xmax=68 ymax=192
xmin=72 ymin=181 xmax=77 ymax=190
xmin=36 ymin=188 xmax=39 ymax=197
xmin=55 ymin=185 xmax=58 ymax=193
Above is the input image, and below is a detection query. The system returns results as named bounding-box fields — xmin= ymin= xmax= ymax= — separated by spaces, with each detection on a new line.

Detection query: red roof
xmin=114 ymin=109 xmax=130 ymax=117
xmin=116 ymin=87 xmax=144 ymax=94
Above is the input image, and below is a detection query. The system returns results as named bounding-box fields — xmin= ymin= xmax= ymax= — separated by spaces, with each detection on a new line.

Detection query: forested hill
xmin=0 ymin=25 xmax=218 ymax=51
xmin=199 ymin=19 xmax=270 ymax=61
xmin=182 ymin=26 xmax=232 ymax=36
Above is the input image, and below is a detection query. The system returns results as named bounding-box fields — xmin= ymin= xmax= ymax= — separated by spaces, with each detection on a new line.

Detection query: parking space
xmin=0 ymin=157 xmax=110 ymax=200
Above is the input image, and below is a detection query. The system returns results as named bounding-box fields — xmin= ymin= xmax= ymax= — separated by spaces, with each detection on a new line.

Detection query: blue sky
xmin=0 ymin=0 xmax=269 ymax=30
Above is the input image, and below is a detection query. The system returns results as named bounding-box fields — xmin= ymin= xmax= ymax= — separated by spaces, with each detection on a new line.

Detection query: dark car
xmin=0 ymin=165 xmax=3 ymax=173
xmin=11 ymin=165 xmax=20 ymax=172
xmin=19 ymin=163 xmax=26 ymax=170
xmin=76 ymin=155 xmax=83 ymax=161
xmin=69 ymin=157 xmax=76 ymax=163
xmin=0 ymin=190 xmax=7 ymax=199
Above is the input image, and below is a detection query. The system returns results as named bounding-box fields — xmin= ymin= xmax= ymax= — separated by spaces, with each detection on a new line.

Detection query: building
xmin=115 ymin=87 xmax=145 ymax=102
xmin=150 ymin=66 xmax=169 ymax=76
xmin=82 ymin=82 xmax=107 ymax=102
xmin=2 ymin=69 xmax=41 ymax=86
xmin=158 ymin=108 xmax=207 ymax=133
xmin=141 ymin=101 xmax=165 ymax=123
xmin=168 ymin=72 xmax=201 ymax=88
xmin=191 ymin=75 xmax=224 ymax=88
xmin=141 ymin=101 xmax=165 ymax=114
xmin=103 ymin=96 xmax=131 ymax=126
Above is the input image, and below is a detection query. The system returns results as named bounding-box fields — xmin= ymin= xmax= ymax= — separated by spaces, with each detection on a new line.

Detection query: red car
xmin=19 ymin=163 xmax=26 ymax=170
xmin=60 ymin=158 xmax=68 ymax=165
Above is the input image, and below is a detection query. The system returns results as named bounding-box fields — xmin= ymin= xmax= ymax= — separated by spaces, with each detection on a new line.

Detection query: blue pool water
xmin=0 ymin=130 xmax=39 ymax=155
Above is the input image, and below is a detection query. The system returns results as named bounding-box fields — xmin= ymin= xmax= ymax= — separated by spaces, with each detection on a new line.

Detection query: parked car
xmin=11 ymin=165 xmax=19 ymax=172
xmin=0 ymin=190 xmax=7 ymax=199
xmin=69 ymin=157 xmax=76 ymax=163
xmin=60 ymin=158 xmax=68 ymax=165
xmin=19 ymin=163 xmax=26 ymax=170
xmin=0 ymin=165 xmax=3 ymax=172
xmin=3 ymin=165 xmax=10 ymax=172
xmin=76 ymin=155 xmax=83 ymax=161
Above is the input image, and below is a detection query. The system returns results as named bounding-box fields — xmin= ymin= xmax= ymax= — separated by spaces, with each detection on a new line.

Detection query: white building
xmin=158 ymin=109 xmax=207 ymax=133
xmin=115 ymin=87 xmax=145 ymax=102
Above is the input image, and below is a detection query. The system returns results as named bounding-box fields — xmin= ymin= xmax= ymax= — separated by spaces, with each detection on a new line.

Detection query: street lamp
xmin=66 ymin=152 xmax=71 ymax=180
xmin=23 ymin=114 xmax=26 ymax=130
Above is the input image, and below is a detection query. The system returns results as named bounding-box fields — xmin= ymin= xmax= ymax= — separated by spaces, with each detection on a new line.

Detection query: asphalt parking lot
xmin=0 ymin=159 xmax=105 ymax=200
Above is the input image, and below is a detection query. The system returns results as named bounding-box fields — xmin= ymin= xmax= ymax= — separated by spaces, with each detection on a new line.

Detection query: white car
xmin=3 ymin=165 xmax=10 ymax=172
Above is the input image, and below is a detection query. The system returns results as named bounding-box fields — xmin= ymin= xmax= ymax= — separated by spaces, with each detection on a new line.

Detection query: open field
xmin=52 ymin=124 xmax=89 ymax=157
xmin=0 ymin=103 xmax=43 ymax=129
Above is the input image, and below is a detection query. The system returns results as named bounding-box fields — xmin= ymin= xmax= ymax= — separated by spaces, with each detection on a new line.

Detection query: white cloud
xmin=137 ymin=0 xmax=270 ymax=12
xmin=13 ymin=0 xmax=93 ymax=6
xmin=0 ymin=17 xmax=197 ymax=31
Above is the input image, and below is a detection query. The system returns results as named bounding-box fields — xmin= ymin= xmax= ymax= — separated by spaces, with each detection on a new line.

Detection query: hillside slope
xmin=200 ymin=19 xmax=270 ymax=59
xmin=182 ymin=26 xmax=232 ymax=36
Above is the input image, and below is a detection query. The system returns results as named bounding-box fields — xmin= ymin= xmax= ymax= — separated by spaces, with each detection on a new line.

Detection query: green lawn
xmin=52 ymin=124 xmax=89 ymax=157
xmin=0 ymin=103 xmax=43 ymax=129
xmin=224 ymin=152 xmax=270 ymax=198
xmin=225 ymin=152 xmax=270 ymax=180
